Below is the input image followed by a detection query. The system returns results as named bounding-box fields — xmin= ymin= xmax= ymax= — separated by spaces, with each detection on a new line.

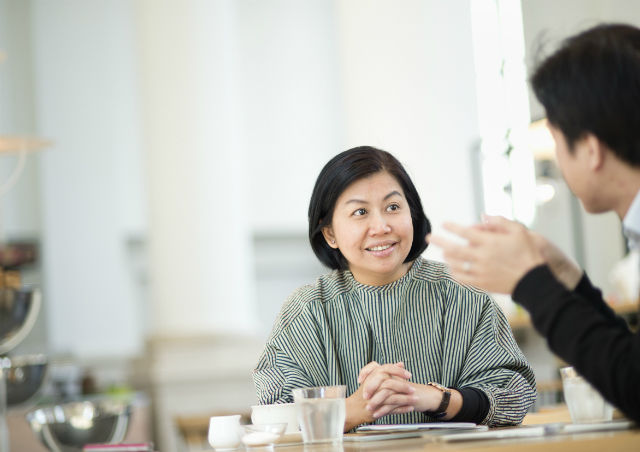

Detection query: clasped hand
xmin=344 ymin=361 xmax=417 ymax=431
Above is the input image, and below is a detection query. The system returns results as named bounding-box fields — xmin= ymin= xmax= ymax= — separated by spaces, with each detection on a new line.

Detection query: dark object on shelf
xmin=3 ymin=354 xmax=48 ymax=406
xmin=27 ymin=396 xmax=133 ymax=452
xmin=0 ymin=287 xmax=41 ymax=355
xmin=0 ymin=243 xmax=37 ymax=269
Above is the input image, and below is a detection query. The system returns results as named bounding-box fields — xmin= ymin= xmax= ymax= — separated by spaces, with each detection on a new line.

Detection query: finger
xmin=362 ymin=366 xmax=412 ymax=399
xmin=365 ymin=388 xmax=394 ymax=412
xmin=358 ymin=361 xmax=380 ymax=384
xmin=447 ymin=268 xmax=482 ymax=288
xmin=373 ymin=403 xmax=415 ymax=419
xmin=427 ymin=234 xmax=470 ymax=257
xmin=383 ymin=393 xmax=419 ymax=407
xmin=441 ymin=222 xmax=490 ymax=245
xmin=482 ymin=215 xmax=523 ymax=232
xmin=442 ymin=246 xmax=475 ymax=264
xmin=371 ymin=403 xmax=399 ymax=419
xmin=378 ymin=378 xmax=415 ymax=395
xmin=365 ymin=382 xmax=414 ymax=411
xmin=386 ymin=405 xmax=415 ymax=416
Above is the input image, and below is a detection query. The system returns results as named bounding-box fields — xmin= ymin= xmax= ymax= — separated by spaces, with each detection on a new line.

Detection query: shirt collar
xmin=622 ymin=189 xmax=640 ymax=250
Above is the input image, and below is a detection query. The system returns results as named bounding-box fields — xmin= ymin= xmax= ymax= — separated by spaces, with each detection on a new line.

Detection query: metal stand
xmin=0 ymin=364 xmax=9 ymax=452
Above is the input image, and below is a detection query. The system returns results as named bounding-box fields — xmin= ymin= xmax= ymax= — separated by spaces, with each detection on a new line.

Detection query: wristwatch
xmin=426 ymin=382 xmax=451 ymax=418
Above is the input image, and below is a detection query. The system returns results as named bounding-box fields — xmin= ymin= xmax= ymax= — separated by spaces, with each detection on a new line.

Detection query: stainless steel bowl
xmin=2 ymin=354 xmax=48 ymax=407
xmin=0 ymin=287 xmax=41 ymax=355
xmin=26 ymin=397 xmax=132 ymax=452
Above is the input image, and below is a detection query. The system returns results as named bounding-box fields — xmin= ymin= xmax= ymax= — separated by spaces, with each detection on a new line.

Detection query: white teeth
xmin=369 ymin=244 xmax=392 ymax=251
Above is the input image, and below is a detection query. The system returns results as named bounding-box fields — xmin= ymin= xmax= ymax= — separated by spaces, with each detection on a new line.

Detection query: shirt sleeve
xmin=513 ymin=265 xmax=640 ymax=422
xmin=253 ymin=341 xmax=315 ymax=404
xmin=454 ymin=294 xmax=537 ymax=427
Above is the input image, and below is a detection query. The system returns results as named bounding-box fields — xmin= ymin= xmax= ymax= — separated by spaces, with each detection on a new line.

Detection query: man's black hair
xmin=531 ymin=24 xmax=640 ymax=166
xmin=308 ymin=146 xmax=430 ymax=270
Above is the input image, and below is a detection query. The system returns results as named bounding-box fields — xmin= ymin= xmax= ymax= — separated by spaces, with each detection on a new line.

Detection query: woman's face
xmin=322 ymin=171 xmax=414 ymax=286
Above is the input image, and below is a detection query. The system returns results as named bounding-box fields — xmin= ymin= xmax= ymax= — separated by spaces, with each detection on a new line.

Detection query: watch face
xmin=429 ymin=382 xmax=449 ymax=393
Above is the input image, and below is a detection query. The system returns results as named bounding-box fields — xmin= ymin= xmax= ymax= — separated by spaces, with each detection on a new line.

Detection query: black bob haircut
xmin=308 ymin=146 xmax=431 ymax=270
xmin=531 ymin=23 xmax=640 ymax=166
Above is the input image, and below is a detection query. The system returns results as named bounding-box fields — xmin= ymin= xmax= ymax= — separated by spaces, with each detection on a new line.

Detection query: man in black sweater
xmin=429 ymin=24 xmax=640 ymax=422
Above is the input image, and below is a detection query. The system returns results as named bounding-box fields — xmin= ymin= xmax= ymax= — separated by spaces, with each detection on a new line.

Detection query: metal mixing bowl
xmin=26 ymin=397 xmax=132 ymax=452
xmin=2 ymin=354 xmax=48 ymax=407
xmin=0 ymin=287 xmax=41 ymax=355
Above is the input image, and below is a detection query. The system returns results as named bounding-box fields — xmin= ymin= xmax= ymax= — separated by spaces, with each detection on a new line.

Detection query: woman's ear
xmin=321 ymin=226 xmax=338 ymax=248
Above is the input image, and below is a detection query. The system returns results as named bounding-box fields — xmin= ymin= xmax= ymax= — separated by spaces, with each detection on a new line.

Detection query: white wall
xmin=31 ymin=0 xmax=147 ymax=357
xmin=335 ymin=0 xmax=480 ymax=251
xmin=239 ymin=0 xmax=345 ymax=234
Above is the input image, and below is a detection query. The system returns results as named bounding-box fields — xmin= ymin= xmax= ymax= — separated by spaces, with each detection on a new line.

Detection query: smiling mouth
xmin=366 ymin=243 xmax=396 ymax=251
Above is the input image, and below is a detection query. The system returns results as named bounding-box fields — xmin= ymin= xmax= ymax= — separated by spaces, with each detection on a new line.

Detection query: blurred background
xmin=0 ymin=0 xmax=639 ymax=451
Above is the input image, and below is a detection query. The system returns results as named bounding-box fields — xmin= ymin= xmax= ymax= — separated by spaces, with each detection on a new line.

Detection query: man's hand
xmin=427 ymin=216 xmax=545 ymax=294
xmin=529 ymin=231 xmax=583 ymax=290
xmin=472 ymin=216 xmax=583 ymax=291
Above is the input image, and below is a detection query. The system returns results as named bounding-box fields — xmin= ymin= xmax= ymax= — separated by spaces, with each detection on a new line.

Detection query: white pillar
xmin=136 ymin=0 xmax=258 ymax=338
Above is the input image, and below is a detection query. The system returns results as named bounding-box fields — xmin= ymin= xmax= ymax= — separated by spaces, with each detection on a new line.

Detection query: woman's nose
xmin=368 ymin=214 xmax=391 ymax=235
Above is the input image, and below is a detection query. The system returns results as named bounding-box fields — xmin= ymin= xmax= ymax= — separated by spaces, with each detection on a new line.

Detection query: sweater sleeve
xmin=573 ymin=272 xmax=630 ymax=330
xmin=512 ymin=265 xmax=640 ymax=422
xmin=454 ymin=294 xmax=537 ymax=426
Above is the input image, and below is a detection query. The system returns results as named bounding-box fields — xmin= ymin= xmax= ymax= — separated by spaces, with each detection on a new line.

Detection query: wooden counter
xmin=233 ymin=426 xmax=640 ymax=452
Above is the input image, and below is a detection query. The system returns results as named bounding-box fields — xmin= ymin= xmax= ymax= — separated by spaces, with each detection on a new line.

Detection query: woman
xmin=253 ymin=146 xmax=535 ymax=430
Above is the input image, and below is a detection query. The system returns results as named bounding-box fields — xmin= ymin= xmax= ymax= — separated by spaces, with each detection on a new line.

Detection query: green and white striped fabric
xmin=253 ymin=257 xmax=536 ymax=427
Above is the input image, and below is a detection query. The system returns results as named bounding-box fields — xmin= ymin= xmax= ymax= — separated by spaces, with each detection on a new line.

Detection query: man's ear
xmin=583 ymin=133 xmax=605 ymax=171
xmin=321 ymin=226 xmax=338 ymax=249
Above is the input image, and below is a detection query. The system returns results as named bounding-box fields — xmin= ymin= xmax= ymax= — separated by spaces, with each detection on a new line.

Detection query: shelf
xmin=0 ymin=136 xmax=53 ymax=153
xmin=507 ymin=302 xmax=638 ymax=330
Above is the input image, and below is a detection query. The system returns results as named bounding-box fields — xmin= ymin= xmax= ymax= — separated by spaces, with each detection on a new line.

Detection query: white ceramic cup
xmin=208 ymin=415 xmax=241 ymax=451
xmin=251 ymin=403 xmax=299 ymax=433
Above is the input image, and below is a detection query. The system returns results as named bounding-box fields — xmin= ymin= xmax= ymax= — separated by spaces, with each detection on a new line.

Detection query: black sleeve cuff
xmin=449 ymin=387 xmax=489 ymax=424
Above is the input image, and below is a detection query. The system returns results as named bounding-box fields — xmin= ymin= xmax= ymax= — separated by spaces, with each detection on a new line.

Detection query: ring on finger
xmin=462 ymin=260 xmax=472 ymax=273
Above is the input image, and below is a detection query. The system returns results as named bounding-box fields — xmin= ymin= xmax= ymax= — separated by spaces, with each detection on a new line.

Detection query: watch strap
xmin=426 ymin=382 xmax=451 ymax=418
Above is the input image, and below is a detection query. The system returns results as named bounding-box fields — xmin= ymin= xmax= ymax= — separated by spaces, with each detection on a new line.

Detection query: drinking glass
xmin=292 ymin=386 xmax=346 ymax=445
xmin=560 ymin=367 xmax=613 ymax=424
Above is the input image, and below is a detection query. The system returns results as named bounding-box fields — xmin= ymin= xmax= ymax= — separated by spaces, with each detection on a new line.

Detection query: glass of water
xmin=560 ymin=367 xmax=613 ymax=424
xmin=292 ymin=385 xmax=346 ymax=445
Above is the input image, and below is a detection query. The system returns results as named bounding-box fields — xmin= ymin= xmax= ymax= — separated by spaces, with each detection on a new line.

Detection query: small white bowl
xmin=241 ymin=423 xmax=287 ymax=450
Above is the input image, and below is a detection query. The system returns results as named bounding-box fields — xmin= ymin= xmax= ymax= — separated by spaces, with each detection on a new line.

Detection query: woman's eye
xmin=353 ymin=208 xmax=367 ymax=216
xmin=387 ymin=204 xmax=400 ymax=211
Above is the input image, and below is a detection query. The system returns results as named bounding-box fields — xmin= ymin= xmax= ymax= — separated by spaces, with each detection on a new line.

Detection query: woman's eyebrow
xmin=384 ymin=190 xmax=403 ymax=200
xmin=345 ymin=198 xmax=368 ymax=205
xmin=345 ymin=190 xmax=403 ymax=205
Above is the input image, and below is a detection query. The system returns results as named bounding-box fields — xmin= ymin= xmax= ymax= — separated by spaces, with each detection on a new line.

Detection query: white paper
xmin=356 ymin=422 xmax=478 ymax=432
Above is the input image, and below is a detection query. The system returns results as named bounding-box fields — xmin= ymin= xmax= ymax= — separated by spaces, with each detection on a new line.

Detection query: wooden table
xmin=262 ymin=426 xmax=640 ymax=452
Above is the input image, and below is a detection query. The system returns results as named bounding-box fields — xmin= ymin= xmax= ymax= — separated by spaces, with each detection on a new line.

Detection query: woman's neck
xmin=349 ymin=260 xmax=415 ymax=286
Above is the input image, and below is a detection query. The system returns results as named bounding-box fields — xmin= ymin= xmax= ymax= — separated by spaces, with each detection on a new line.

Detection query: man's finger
xmin=483 ymin=215 xmax=523 ymax=232
xmin=441 ymin=222 xmax=494 ymax=245
xmin=427 ymin=234 xmax=469 ymax=256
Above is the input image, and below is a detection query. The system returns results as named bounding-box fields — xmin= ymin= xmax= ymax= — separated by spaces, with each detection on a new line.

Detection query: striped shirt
xmin=253 ymin=257 xmax=536 ymax=427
